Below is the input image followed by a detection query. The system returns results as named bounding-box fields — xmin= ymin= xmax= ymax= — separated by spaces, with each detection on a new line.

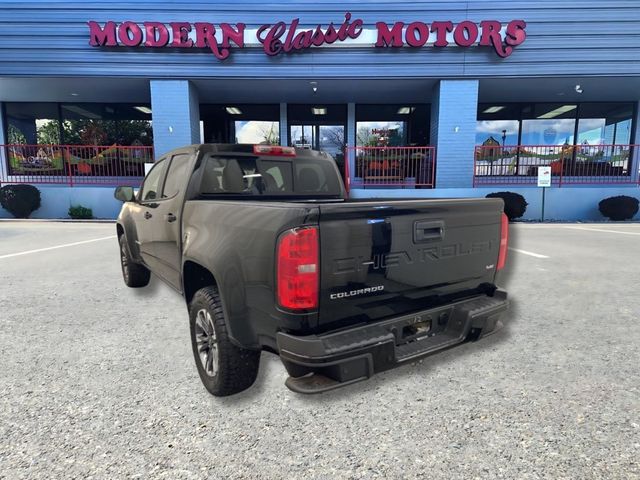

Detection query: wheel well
xmin=183 ymin=261 xmax=216 ymax=305
xmin=116 ymin=223 xmax=124 ymax=238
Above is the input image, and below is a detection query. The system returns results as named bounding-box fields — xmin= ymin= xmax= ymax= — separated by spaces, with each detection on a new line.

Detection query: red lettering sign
xmin=87 ymin=15 xmax=527 ymax=60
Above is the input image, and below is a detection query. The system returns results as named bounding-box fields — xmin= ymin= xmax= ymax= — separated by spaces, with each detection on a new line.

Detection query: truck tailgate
xmin=317 ymin=198 xmax=504 ymax=331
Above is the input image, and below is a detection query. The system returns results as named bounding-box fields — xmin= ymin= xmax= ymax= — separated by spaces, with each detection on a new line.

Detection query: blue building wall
xmin=1 ymin=1 xmax=640 ymax=78
xmin=150 ymin=80 xmax=200 ymax=157
xmin=431 ymin=80 xmax=479 ymax=188
xmin=1 ymin=1 xmax=640 ymax=220
xmin=350 ymin=186 xmax=640 ymax=222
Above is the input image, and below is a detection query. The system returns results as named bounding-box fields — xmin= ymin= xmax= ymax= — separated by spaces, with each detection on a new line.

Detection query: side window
xmin=162 ymin=154 xmax=191 ymax=198
xmin=140 ymin=159 xmax=168 ymax=202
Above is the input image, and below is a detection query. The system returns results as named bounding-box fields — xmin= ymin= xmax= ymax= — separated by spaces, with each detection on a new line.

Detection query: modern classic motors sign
xmin=87 ymin=13 xmax=526 ymax=60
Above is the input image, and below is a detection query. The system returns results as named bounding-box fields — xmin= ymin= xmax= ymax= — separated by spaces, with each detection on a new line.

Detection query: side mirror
xmin=114 ymin=186 xmax=135 ymax=202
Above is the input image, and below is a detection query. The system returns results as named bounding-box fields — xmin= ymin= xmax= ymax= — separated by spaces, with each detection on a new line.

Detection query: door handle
xmin=414 ymin=220 xmax=444 ymax=243
xmin=144 ymin=211 xmax=152 ymax=220
xmin=165 ymin=213 xmax=177 ymax=223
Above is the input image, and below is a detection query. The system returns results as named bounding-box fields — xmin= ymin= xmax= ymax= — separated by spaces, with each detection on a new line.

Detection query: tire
xmin=189 ymin=286 xmax=260 ymax=396
xmin=119 ymin=234 xmax=150 ymax=288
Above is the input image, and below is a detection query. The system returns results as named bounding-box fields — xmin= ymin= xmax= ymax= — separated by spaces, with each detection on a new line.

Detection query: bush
xmin=0 ymin=184 xmax=41 ymax=218
xmin=68 ymin=205 xmax=93 ymax=219
xmin=598 ymin=196 xmax=639 ymax=221
xmin=486 ymin=191 xmax=528 ymax=220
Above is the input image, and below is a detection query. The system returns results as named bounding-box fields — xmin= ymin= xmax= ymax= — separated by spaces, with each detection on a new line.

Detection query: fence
xmin=0 ymin=144 xmax=154 ymax=186
xmin=474 ymin=144 xmax=640 ymax=186
xmin=346 ymin=146 xmax=436 ymax=189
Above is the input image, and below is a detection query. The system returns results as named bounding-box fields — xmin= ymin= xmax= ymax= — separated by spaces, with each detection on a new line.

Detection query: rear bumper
xmin=276 ymin=290 xmax=509 ymax=393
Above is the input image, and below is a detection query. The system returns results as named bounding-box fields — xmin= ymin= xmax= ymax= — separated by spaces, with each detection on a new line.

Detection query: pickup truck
xmin=115 ymin=144 xmax=509 ymax=396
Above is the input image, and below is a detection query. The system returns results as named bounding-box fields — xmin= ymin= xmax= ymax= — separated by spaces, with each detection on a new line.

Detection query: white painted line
xmin=0 ymin=236 xmax=117 ymax=260
xmin=564 ymin=226 xmax=640 ymax=236
xmin=508 ymin=248 xmax=550 ymax=259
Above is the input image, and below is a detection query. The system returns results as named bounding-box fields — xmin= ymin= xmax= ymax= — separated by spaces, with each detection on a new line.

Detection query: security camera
xmin=575 ymin=84 xmax=583 ymax=94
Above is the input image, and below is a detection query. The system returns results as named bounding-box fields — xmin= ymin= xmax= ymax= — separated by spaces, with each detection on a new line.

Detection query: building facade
xmin=1 ymin=0 xmax=639 ymax=220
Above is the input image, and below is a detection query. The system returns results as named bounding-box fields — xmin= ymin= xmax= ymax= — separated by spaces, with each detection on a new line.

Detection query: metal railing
xmin=474 ymin=144 xmax=640 ymax=186
xmin=346 ymin=146 xmax=436 ymax=189
xmin=0 ymin=144 xmax=154 ymax=186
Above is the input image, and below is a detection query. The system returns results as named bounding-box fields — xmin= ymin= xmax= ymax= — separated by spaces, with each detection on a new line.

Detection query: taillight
xmin=497 ymin=213 xmax=509 ymax=270
xmin=253 ymin=145 xmax=296 ymax=156
xmin=276 ymin=226 xmax=319 ymax=310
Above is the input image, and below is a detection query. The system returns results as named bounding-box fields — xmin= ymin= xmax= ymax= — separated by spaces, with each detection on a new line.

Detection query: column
xmin=430 ymin=80 xmax=479 ymax=188
xmin=346 ymin=102 xmax=356 ymax=187
xmin=279 ymin=103 xmax=288 ymax=147
xmin=150 ymin=80 xmax=200 ymax=158
xmin=0 ymin=102 xmax=6 ymax=180
xmin=632 ymin=100 xmax=640 ymax=181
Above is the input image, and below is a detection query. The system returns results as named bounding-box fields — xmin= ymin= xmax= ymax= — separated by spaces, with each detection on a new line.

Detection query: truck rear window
xmin=199 ymin=155 xmax=342 ymax=197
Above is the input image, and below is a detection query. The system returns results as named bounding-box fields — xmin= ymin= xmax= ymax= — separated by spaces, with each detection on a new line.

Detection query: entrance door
xmin=290 ymin=124 xmax=345 ymax=174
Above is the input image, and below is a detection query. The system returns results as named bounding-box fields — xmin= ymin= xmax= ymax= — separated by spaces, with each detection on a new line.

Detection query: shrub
xmin=486 ymin=191 xmax=528 ymax=220
xmin=598 ymin=196 xmax=639 ymax=221
xmin=0 ymin=184 xmax=41 ymax=218
xmin=68 ymin=205 xmax=93 ymax=220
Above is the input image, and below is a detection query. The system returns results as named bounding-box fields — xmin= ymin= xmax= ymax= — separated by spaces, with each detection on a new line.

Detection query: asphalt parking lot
xmin=0 ymin=221 xmax=639 ymax=479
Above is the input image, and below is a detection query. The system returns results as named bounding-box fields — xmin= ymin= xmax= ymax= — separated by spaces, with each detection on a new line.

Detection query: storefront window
xmin=357 ymin=121 xmax=406 ymax=147
xmin=576 ymin=103 xmax=633 ymax=146
xmin=60 ymin=104 xmax=152 ymax=146
xmin=201 ymin=105 xmax=280 ymax=145
xmin=5 ymin=103 xmax=61 ymax=144
xmin=234 ymin=121 xmax=279 ymax=145
xmin=476 ymin=104 xmax=521 ymax=146
xmin=356 ymin=104 xmax=429 ymax=147
xmin=477 ymin=102 xmax=635 ymax=147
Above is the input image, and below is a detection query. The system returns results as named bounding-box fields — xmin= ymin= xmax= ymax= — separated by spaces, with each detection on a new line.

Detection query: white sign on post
xmin=537 ymin=166 xmax=552 ymax=187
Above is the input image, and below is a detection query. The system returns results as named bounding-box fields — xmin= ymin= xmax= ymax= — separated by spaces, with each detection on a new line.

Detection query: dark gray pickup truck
xmin=115 ymin=144 xmax=509 ymax=396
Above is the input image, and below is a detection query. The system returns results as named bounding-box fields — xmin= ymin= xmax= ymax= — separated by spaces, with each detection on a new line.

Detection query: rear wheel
xmin=189 ymin=286 xmax=260 ymax=396
xmin=119 ymin=235 xmax=150 ymax=288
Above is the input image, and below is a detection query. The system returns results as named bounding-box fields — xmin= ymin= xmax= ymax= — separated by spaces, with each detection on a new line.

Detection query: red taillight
xmin=277 ymin=226 xmax=319 ymax=310
xmin=497 ymin=213 xmax=509 ymax=270
xmin=253 ymin=145 xmax=296 ymax=156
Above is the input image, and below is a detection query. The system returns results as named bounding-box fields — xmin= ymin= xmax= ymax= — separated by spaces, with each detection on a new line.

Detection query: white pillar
xmin=279 ymin=103 xmax=288 ymax=146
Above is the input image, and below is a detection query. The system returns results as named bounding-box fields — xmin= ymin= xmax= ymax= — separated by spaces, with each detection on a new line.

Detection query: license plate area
xmin=389 ymin=306 xmax=454 ymax=346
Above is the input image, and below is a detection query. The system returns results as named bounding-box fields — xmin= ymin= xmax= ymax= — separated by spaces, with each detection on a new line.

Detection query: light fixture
xmin=70 ymin=93 xmax=79 ymax=97
xmin=225 ymin=106 xmax=242 ymax=115
xmin=397 ymin=106 xmax=414 ymax=114
xmin=134 ymin=106 xmax=152 ymax=114
xmin=482 ymin=106 xmax=506 ymax=114
xmin=310 ymin=81 xmax=318 ymax=93
xmin=312 ymin=107 xmax=327 ymax=115
xmin=537 ymin=105 xmax=577 ymax=119
xmin=575 ymin=84 xmax=583 ymax=94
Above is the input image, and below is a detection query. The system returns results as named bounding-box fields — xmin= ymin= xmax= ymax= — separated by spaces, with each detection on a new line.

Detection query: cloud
xmin=236 ymin=121 xmax=279 ymax=144
xmin=476 ymin=120 xmax=519 ymax=135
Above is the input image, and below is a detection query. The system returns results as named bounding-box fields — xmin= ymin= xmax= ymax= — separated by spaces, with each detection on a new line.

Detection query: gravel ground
xmin=0 ymin=221 xmax=638 ymax=479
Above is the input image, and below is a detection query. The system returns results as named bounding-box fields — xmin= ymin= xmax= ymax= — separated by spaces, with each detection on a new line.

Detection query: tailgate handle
xmin=414 ymin=220 xmax=444 ymax=243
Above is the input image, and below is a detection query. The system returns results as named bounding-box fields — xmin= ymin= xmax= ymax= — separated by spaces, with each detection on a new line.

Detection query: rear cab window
xmin=198 ymin=153 xmax=343 ymax=198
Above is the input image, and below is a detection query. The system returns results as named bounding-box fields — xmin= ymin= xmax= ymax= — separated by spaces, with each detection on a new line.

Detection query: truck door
xmin=132 ymin=158 xmax=169 ymax=266
xmin=149 ymin=152 xmax=194 ymax=290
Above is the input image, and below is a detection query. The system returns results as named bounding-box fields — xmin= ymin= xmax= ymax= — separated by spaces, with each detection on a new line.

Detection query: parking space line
xmin=0 ymin=236 xmax=117 ymax=260
xmin=508 ymin=248 xmax=549 ymax=259
xmin=564 ymin=226 xmax=640 ymax=236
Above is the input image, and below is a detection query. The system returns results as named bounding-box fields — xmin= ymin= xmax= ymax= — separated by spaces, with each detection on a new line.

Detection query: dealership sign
xmin=87 ymin=13 xmax=527 ymax=60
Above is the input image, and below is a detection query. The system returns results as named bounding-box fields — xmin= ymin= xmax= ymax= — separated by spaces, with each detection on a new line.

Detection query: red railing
xmin=346 ymin=146 xmax=436 ymax=189
xmin=474 ymin=144 xmax=640 ymax=186
xmin=0 ymin=144 xmax=154 ymax=186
